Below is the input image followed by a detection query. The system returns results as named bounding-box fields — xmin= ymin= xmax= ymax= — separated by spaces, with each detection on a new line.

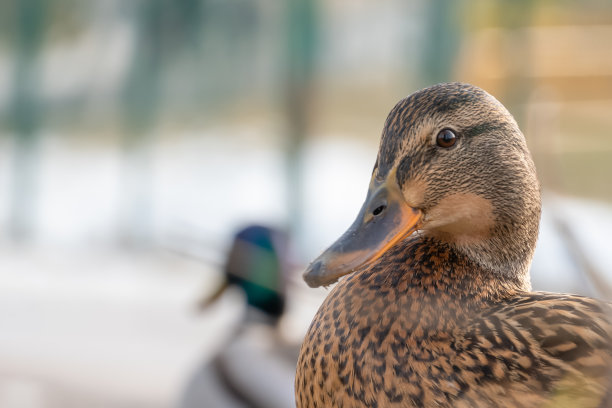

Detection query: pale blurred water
xmin=0 ymin=136 xmax=610 ymax=408
xmin=0 ymin=135 xmax=612 ymax=407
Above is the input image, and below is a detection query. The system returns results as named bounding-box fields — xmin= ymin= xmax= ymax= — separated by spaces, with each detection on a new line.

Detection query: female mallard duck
xmin=295 ymin=83 xmax=612 ymax=407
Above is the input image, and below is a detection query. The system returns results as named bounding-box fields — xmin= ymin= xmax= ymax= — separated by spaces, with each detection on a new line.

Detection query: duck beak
xmin=303 ymin=168 xmax=422 ymax=288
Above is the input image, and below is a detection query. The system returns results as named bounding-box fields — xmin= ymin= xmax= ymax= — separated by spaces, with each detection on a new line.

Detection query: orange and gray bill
xmin=303 ymin=168 xmax=422 ymax=288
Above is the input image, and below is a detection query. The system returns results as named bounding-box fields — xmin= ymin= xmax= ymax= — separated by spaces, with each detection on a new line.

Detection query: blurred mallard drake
xmin=184 ymin=225 xmax=296 ymax=408
xmin=295 ymin=83 xmax=612 ymax=407
xmin=201 ymin=225 xmax=287 ymax=320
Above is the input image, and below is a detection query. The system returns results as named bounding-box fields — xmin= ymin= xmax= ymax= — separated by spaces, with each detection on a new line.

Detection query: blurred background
xmin=1 ymin=0 xmax=611 ymax=407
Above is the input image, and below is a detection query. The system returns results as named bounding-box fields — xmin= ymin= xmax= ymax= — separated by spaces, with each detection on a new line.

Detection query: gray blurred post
xmin=118 ymin=0 xmax=204 ymax=247
xmin=284 ymin=0 xmax=317 ymax=250
xmin=8 ymin=0 xmax=46 ymax=242
xmin=119 ymin=0 xmax=163 ymax=246
xmin=419 ymin=0 xmax=461 ymax=86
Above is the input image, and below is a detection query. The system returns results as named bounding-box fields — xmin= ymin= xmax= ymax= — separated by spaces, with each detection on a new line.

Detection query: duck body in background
xmin=183 ymin=225 xmax=297 ymax=408
xmin=295 ymin=83 xmax=612 ymax=407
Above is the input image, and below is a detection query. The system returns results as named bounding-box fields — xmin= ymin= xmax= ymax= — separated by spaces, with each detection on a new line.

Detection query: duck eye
xmin=436 ymin=129 xmax=457 ymax=148
xmin=372 ymin=205 xmax=386 ymax=216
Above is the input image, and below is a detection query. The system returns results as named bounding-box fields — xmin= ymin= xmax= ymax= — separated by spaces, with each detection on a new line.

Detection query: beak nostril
xmin=372 ymin=205 xmax=386 ymax=216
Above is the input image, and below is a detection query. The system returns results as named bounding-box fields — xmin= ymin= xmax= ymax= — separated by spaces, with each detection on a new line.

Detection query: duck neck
xmin=361 ymin=234 xmax=526 ymax=305
xmin=448 ymin=200 xmax=540 ymax=292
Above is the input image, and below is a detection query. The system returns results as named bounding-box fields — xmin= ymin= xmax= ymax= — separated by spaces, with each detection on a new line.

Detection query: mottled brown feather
xmin=295 ymin=83 xmax=612 ymax=407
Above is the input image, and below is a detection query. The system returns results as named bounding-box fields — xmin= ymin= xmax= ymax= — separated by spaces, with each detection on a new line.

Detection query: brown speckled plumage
xmin=295 ymin=83 xmax=612 ymax=407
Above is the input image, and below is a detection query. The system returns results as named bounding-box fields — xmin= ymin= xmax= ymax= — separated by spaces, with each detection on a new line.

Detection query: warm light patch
xmin=422 ymin=192 xmax=495 ymax=244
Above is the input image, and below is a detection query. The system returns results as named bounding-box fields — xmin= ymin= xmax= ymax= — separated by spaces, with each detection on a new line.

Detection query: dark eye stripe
xmin=462 ymin=122 xmax=505 ymax=138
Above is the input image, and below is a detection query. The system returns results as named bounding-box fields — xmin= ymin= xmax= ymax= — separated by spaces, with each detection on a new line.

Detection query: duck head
xmin=304 ymin=83 xmax=541 ymax=289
